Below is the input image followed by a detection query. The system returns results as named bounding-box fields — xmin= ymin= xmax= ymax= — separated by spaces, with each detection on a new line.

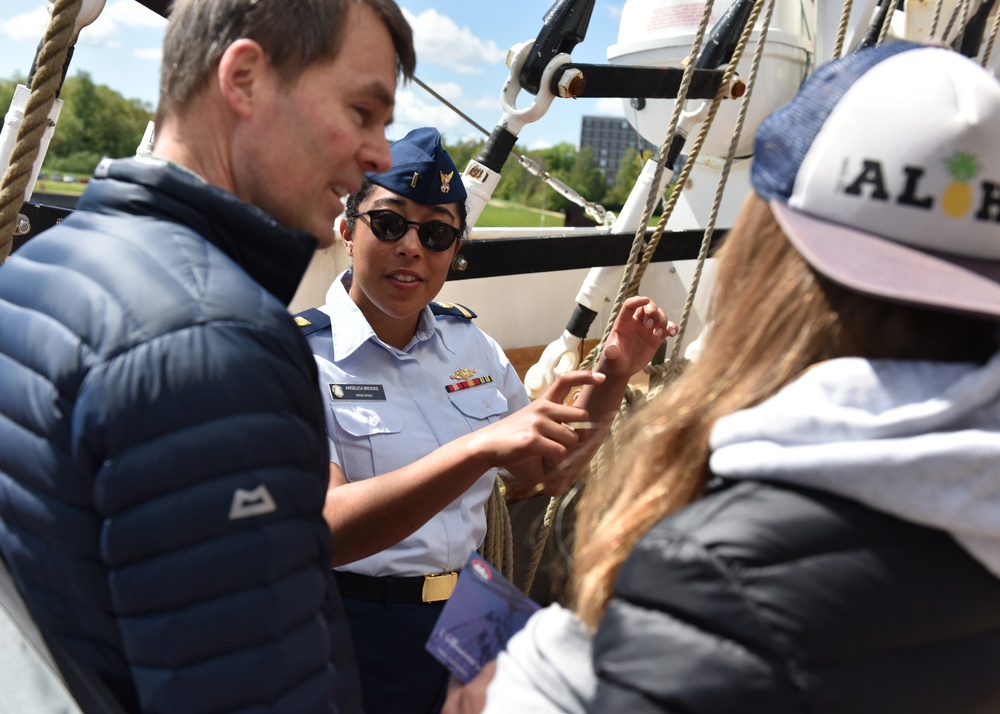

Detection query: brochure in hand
xmin=424 ymin=551 xmax=541 ymax=683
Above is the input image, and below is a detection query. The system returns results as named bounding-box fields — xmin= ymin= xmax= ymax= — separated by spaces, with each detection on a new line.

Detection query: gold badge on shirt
xmin=450 ymin=368 xmax=477 ymax=380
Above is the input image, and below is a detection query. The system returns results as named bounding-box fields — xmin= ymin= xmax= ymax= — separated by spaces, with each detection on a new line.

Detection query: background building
xmin=579 ymin=115 xmax=656 ymax=186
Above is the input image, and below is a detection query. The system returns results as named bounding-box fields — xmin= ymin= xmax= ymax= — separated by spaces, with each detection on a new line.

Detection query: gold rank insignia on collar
xmin=450 ymin=367 xmax=477 ymax=380
xmin=411 ymin=171 xmax=419 ymax=188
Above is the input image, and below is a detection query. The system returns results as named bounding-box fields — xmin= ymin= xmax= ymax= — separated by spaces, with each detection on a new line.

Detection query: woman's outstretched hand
xmin=598 ymin=296 xmax=676 ymax=378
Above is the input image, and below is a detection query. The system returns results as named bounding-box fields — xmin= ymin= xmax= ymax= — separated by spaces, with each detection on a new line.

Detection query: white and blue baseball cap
xmin=752 ymin=42 xmax=1000 ymax=319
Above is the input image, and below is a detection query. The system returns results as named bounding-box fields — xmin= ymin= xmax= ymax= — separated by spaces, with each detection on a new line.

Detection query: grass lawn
xmin=34 ymin=179 xmax=87 ymax=195
xmin=477 ymin=200 xmax=565 ymax=228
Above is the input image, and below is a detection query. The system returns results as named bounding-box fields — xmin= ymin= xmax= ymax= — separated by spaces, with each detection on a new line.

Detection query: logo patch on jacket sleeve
xmin=228 ymin=485 xmax=277 ymax=520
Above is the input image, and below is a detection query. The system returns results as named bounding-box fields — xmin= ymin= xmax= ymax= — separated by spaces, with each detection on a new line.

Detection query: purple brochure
xmin=425 ymin=551 xmax=541 ymax=683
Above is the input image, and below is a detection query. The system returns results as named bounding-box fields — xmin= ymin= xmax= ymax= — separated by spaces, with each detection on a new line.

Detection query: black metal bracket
xmin=551 ymin=63 xmax=724 ymax=100
xmin=13 ymin=201 xmax=74 ymax=253
xmin=448 ymin=228 xmax=726 ymax=281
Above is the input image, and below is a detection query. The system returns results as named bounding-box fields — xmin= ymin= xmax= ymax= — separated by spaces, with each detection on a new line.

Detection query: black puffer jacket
xmin=0 ymin=157 xmax=361 ymax=714
xmin=591 ymin=479 xmax=1000 ymax=713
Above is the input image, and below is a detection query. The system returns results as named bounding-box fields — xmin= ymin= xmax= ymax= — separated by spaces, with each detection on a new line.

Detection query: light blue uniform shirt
xmin=311 ymin=271 xmax=530 ymax=577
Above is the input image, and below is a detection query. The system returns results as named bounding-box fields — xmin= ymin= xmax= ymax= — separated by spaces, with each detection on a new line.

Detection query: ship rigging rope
xmin=832 ymin=0 xmax=855 ymax=58
xmin=940 ymin=0 xmax=971 ymax=47
xmin=649 ymin=0 xmax=776 ymax=398
xmin=876 ymin=0 xmax=903 ymax=45
xmin=930 ymin=0 xmax=947 ymax=38
xmin=982 ymin=0 xmax=1000 ymax=66
xmin=0 ymin=0 xmax=81 ymax=265
xmin=521 ymin=0 xmax=773 ymax=596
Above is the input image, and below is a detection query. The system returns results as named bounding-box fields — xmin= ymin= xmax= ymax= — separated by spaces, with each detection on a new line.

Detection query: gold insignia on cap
xmin=440 ymin=170 xmax=454 ymax=194
xmin=450 ymin=367 xmax=477 ymax=380
xmin=411 ymin=172 xmax=419 ymax=188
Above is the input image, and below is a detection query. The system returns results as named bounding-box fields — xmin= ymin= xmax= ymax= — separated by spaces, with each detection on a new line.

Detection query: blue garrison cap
xmin=368 ymin=127 xmax=467 ymax=205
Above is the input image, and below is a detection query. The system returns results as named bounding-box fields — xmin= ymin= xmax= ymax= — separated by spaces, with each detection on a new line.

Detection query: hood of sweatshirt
xmin=710 ymin=351 xmax=1000 ymax=578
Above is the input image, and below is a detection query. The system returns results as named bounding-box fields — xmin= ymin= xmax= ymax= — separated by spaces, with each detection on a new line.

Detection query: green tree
xmin=565 ymin=146 xmax=607 ymax=207
xmin=442 ymin=137 xmax=483 ymax=176
xmin=0 ymin=75 xmax=25 ymax=121
xmin=603 ymin=147 xmax=648 ymax=211
xmin=45 ymin=71 xmax=154 ymax=175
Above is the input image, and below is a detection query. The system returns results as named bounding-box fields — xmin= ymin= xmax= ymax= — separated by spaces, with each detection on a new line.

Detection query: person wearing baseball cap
xmin=295 ymin=127 xmax=673 ymax=713
xmin=449 ymin=43 xmax=1000 ymax=714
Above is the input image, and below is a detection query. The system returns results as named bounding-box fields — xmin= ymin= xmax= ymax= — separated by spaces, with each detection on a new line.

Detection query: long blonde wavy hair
xmin=571 ymin=192 xmax=999 ymax=628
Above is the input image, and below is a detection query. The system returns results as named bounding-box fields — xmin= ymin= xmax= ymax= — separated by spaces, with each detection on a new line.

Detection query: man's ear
xmin=217 ymin=38 xmax=269 ymax=119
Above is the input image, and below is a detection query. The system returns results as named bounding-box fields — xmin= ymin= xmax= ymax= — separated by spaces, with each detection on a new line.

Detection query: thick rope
xmin=629 ymin=0 xmax=769 ymax=348
xmin=520 ymin=0 xmax=773 ymax=598
xmin=520 ymin=0 xmax=721 ymax=595
xmin=651 ymin=0 xmax=775 ymax=396
xmin=616 ymin=0 xmax=769 ymax=358
xmin=482 ymin=477 xmax=514 ymax=581
xmin=982 ymin=1 xmax=1000 ymax=66
xmin=876 ymin=0 xmax=903 ymax=45
xmin=832 ymin=0 xmax=855 ymax=59
xmin=930 ymin=0 xmax=947 ymax=38
xmin=940 ymin=0 xmax=971 ymax=47
xmin=0 ymin=0 xmax=81 ymax=265
xmin=594 ymin=6 xmax=718 ymax=366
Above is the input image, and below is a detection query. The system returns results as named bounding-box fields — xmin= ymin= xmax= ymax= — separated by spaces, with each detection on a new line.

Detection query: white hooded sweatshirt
xmin=710 ymin=352 xmax=1000 ymax=579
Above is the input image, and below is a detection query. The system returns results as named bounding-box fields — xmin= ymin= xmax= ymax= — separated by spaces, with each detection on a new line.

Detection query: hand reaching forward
xmin=465 ymin=370 xmax=605 ymax=496
xmin=597 ymin=296 xmax=676 ymax=379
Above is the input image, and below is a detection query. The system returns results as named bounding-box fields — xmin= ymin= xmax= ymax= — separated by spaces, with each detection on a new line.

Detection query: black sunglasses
xmin=349 ymin=209 xmax=462 ymax=252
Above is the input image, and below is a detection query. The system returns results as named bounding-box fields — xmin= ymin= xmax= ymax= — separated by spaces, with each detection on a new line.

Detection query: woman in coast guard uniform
xmin=300 ymin=128 xmax=672 ymax=714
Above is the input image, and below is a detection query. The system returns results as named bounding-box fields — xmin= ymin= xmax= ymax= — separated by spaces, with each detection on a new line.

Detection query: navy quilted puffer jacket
xmin=0 ymin=157 xmax=362 ymax=714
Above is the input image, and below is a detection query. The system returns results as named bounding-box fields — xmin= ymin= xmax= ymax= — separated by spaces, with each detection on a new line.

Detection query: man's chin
xmin=313 ymin=227 xmax=339 ymax=250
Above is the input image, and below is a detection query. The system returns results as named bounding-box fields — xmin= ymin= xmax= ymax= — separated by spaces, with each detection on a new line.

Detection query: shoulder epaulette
xmin=430 ymin=301 xmax=477 ymax=320
xmin=292 ymin=307 xmax=331 ymax=337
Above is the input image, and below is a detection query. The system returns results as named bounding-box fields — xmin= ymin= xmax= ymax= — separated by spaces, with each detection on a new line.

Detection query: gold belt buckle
xmin=421 ymin=572 xmax=458 ymax=603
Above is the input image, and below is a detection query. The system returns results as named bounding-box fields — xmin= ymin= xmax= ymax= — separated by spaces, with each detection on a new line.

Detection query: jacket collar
xmin=82 ymin=156 xmax=316 ymax=306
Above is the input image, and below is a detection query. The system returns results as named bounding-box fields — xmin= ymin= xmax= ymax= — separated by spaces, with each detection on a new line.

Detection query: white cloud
xmin=392 ymin=87 xmax=470 ymax=139
xmin=77 ymin=17 xmax=119 ymax=47
xmin=526 ymin=138 xmax=554 ymax=151
xmin=472 ymin=94 xmax=502 ymax=112
xmin=104 ymin=0 xmax=167 ymax=28
xmin=403 ymin=8 xmax=506 ymax=75
xmin=1 ymin=6 xmax=48 ymax=43
xmin=73 ymin=0 xmax=166 ymax=48
xmin=606 ymin=2 xmax=625 ymax=20
xmin=414 ymin=79 xmax=464 ymax=103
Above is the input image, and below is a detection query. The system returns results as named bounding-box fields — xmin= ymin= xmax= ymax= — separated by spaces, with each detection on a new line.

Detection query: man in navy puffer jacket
xmin=0 ymin=1 xmax=414 ymax=712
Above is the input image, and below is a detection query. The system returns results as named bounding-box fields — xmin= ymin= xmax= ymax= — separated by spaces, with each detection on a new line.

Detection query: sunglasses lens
xmin=419 ymin=223 xmax=459 ymax=252
xmin=368 ymin=211 xmax=407 ymax=241
xmin=359 ymin=210 xmax=458 ymax=251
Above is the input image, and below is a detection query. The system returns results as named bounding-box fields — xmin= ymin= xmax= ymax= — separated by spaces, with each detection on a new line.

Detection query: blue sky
xmin=0 ymin=1 xmax=631 ymax=150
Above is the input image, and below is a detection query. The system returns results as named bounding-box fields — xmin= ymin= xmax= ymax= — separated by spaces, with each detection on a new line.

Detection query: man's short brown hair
xmin=157 ymin=0 xmax=414 ymax=121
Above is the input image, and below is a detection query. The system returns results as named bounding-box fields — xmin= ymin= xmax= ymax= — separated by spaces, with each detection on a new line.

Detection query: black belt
xmin=334 ymin=570 xmax=459 ymax=604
